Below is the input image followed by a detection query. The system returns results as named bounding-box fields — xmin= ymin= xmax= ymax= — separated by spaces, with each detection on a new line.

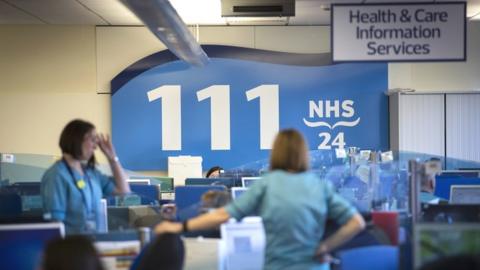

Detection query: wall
xmin=0 ymin=25 xmax=110 ymax=160
xmin=0 ymin=22 xmax=479 ymax=165
xmin=96 ymin=25 xmax=331 ymax=94
xmin=389 ymin=21 xmax=480 ymax=92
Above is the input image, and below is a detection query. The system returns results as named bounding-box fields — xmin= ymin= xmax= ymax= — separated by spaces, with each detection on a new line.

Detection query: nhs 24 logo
xmin=303 ymin=100 xmax=360 ymax=149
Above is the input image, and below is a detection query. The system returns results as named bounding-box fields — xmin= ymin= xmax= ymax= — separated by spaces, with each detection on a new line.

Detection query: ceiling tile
xmin=0 ymin=1 xmax=44 ymax=24
xmin=79 ymin=0 xmax=142 ymax=25
xmin=5 ymin=0 xmax=106 ymax=24
xmin=0 ymin=0 xmax=478 ymax=25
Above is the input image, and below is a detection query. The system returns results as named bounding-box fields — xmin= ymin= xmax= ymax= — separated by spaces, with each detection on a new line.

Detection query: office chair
xmin=371 ymin=211 xmax=399 ymax=245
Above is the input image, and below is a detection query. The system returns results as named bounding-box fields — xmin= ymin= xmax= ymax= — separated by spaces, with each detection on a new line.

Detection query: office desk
xmin=184 ymin=237 xmax=221 ymax=270
xmin=95 ymin=240 xmax=140 ymax=270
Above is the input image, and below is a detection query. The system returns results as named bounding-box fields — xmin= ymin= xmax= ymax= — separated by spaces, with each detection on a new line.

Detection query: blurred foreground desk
xmin=93 ymin=230 xmax=141 ymax=270
xmin=184 ymin=237 xmax=221 ymax=270
xmin=95 ymin=240 xmax=140 ymax=270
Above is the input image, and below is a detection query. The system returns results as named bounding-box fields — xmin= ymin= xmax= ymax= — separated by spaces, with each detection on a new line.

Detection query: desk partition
xmin=414 ymin=223 xmax=480 ymax=269
xmin=434 ymin=176 xmax=480 ymax=200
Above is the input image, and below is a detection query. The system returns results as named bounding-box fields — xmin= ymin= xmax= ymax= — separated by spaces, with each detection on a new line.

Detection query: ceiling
xmin=0 ymin=0 xmax=479 ymax=26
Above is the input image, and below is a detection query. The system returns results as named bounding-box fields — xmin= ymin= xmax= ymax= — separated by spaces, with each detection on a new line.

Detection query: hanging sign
xmin=332 ymin=2 xmax=466 ymax=62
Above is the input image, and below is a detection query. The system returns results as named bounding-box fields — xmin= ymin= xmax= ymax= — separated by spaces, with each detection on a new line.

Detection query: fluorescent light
xmin=169 ymin=0 xmax=225 ymax=25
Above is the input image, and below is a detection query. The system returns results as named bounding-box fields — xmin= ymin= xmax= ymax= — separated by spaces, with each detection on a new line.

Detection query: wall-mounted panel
xmin=111 ymin=45 xmax=388 ymax=170
xmin=399 ymin=94 xmax=445 ymax=156
xmin=446 ymin=94 xmax=480 ymax=167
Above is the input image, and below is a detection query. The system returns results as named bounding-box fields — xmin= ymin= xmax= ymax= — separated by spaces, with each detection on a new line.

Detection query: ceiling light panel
xmin=169 ymin=0 xmax=225 ymax=25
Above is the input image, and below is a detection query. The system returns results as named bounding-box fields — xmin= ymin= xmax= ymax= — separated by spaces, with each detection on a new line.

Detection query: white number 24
xmin=318 ymin=132 xmax=346 ymax=150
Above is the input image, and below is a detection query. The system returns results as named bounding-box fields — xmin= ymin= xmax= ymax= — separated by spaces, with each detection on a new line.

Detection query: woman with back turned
xmin=155 ymin=129 xmax=365 ymax=270
xmin=41 ymin=119 xmax=130 ymax=234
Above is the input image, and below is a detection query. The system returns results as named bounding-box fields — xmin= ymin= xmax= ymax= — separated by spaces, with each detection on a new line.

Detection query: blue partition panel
xmin=129 ymin=184 xmax=160 ymax=205
xmin=175 ymin=185 xmax=226 ymax=221
xmin=434 ymin=176 xmax=480 ymax=200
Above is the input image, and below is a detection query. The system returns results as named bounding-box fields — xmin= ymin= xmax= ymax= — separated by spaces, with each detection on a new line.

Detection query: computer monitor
xmin=127 ymin=178 xmax=151 ymax=185
xmin=413 ymin=223 xmax=480 ymax=268
xmin=450 ymin=185 xmax=480 ymax=204
xmin=0 ymin=222 xmax=65 ymax=270
xmin=231 ymin=187 xmax=248 ymax=199
xmin=185 ymin=178 xmax=236 ymax=189
xmin=241 ymin=177 xmax=260 ymax=188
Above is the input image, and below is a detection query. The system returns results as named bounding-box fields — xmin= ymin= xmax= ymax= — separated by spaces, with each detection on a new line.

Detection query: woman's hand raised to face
xmin=97 ymin=134 xmax=117 ymax=161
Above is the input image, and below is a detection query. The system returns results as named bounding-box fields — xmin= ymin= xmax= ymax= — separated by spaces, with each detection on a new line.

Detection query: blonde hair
xmin=269 ymin=129 xmax=309 ymax=173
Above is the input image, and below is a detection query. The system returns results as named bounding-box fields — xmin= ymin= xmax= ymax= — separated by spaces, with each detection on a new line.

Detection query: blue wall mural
xmin=112 ymin=45 xmax=388 ymax=170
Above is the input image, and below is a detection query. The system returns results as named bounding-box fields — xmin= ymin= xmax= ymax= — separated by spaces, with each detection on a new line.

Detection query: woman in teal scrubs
xmin=154 ymin=129 xmax=365 ymax=270
xmin=41 ymin=119 xmax=130 ymax=234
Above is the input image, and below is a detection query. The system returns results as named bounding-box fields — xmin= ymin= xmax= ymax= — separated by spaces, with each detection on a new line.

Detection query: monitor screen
xmin=450 ymin=185 xmax=480 ymax=204
xmin=414 ymin=223 xmax=480 ymax=268
xmin=241 ymin=177 xmax=260 ymax=188
xmin=231 ymin=187 xmax=248 ymax=199
xmin=185 ymin=178 xmax=235 ymax=188
xmin=0 ymin=223 xmax=64 ymax=270
xmin=127 ymin=178 xmax=151 ymax=185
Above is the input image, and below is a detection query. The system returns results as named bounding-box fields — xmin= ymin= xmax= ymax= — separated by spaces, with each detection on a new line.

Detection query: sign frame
xmin=331 ymin=2 xmax=467 ymax=63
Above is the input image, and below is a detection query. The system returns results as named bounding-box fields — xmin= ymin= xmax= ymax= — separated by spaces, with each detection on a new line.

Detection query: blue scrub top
xmin=41 ymin=160 xmax=115 ymax=234
xmin=225 ymin=170 xmax=357 ymax=270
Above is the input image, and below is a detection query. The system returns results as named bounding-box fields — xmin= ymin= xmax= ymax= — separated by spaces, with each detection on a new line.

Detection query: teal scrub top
xmin=420 ymin=191 xmax=446 ymax=204
xmin=225 ymin=170 xmax=357 ymax=270
xmin=41 ymin=160 xmax=115 ymax=234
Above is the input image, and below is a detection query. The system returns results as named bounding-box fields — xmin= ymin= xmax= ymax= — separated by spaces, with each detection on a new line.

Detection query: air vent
xmin=233 ymin=5 xmax=283 ymax=13
xmin=222 ymin=0 xmax=295 ymax=17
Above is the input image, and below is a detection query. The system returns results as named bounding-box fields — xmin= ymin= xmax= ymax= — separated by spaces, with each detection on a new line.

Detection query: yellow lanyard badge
xmin=76 ymin=179 xmax=86 ymax=189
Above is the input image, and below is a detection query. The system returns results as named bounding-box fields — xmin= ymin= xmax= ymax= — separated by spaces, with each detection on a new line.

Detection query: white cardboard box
xmin=168 ymin=156 xmax=203 ymax=186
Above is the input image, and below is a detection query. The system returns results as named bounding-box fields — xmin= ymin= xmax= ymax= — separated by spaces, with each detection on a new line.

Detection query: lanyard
xmin=62 ymin=159 xmax=95 ymax=215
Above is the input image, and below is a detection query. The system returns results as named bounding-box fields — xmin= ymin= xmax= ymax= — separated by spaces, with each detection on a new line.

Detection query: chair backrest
xmin=371 ymin=211 xmax=399 ymax=245
xmin=337 ymin=245 xmax=398 ymax=270
xmin=174 ymin=185 xmax=226 ymax=221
